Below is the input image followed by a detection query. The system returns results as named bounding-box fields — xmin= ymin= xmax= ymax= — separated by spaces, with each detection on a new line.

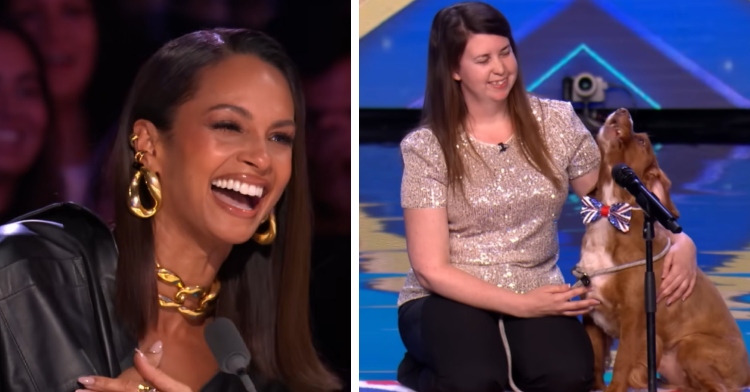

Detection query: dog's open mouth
xmin=599 ymin=122 xmax=622 ymax=142
xmin=611 ymin=123 xmax=622 ymax=137
xmin=607 ymin=115 xmax=631 ymax=139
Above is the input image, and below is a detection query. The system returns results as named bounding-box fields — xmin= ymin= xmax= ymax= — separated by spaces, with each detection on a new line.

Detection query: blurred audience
xmin=305 ymin=57 xmax=351 ymax=236
xmin=0 ymin=20 xmax=62 ymax=223
xmin=118 ymin=0 xmax=280 ymax=47
xmin=1 ymin=0 xmax=148 ymax=206
xmin=273 ymin=2 xmax=352 ymax=388
xmin=304 ymin=54 xmax=352 ymax=390
xmin=229 ymin=0 xmax=278 ymax=31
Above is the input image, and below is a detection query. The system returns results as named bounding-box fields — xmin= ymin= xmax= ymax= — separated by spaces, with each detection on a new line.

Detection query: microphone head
xmin=611 ymin=163 xmax=637 ymax=186
xmin=205 ymin=317 xmax=251 ymax=375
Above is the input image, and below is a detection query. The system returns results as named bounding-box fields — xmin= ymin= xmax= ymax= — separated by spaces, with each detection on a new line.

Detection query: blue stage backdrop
xmin=359 ymin=0 xmax=750 ymax=109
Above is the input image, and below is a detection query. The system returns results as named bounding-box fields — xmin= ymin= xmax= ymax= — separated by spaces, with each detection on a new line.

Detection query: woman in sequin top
xmin=395 ymin=3 xmax=699 ymax=391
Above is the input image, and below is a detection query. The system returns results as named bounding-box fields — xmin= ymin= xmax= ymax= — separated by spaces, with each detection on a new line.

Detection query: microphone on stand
xmin=205 ymin=317 xmax=257 ymax=392
xmin=498 ymin=142 xmax=508 ymax=153
xmin=611 ymin=163 xmax=681 ymax=233
xmin=611 ymin=163 xmax=683 ymax=392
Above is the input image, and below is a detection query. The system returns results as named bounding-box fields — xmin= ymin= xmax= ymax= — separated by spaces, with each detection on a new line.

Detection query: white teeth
xmin=247 ymin=185 xmax=263 ymax=197
xmin=211 ymin=179 xmax=264 ymax=197
xmin=489 ymin=79 xmax=507 ymax=86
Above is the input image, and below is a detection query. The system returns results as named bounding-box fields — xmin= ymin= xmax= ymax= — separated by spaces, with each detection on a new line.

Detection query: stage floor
xmin=359 ymin=142 xmax=750 ymax=390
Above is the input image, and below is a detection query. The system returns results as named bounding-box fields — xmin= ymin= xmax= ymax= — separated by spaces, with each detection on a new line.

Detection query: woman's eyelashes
xmin=211 ymin=120 xmax=242 ymax=133
xmin=270 ymin=132 xmax=294 ymax=145
xmin=211 ymin=120 xmax=295 ymax=145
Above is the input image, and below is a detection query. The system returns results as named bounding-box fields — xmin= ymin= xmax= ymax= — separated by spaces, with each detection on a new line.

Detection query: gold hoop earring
xmin=128 ymin=151 xmax=162 ymax=218
xmin=252 ymin=213 xmax=276 ymax=245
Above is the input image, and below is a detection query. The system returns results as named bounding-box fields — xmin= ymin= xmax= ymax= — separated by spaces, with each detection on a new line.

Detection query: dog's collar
xmin=571 ymin=237 xmax=671 ymax=288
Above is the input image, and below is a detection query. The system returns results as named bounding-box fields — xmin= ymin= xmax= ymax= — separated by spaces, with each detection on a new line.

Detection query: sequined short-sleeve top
xmin=397 ymin=97 xmax=600 ymax=307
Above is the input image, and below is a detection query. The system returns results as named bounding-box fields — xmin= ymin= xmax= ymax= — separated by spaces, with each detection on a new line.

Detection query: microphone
xmin=205 ymin=317 xmax=257 ymax=392
xmin=611 ymin=163 xmax=682 ymax=234
xmin=498 ymin=143 xmax=508 ymax=152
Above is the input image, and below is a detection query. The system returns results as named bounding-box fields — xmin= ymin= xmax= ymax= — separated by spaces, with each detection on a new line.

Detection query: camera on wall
xmin=563 ymin=72 xmax=608 ymax=103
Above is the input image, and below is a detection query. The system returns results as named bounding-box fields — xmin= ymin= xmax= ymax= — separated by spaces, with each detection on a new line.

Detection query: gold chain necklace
xmin=155 ymin=263 xmax=221 ymax=318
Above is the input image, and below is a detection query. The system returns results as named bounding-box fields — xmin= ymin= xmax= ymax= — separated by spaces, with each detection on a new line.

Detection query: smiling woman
xmin=0 ymin=28 xmax=340 ymax=392
xmin=0 ymin=20 xmax=62 ymax=223
xmin=0 ymin=0 xmax=143 ymax=206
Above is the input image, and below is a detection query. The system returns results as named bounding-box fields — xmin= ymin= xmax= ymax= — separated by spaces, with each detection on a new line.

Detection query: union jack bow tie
xmin=580 ymin=196 xmax=632 ymax=233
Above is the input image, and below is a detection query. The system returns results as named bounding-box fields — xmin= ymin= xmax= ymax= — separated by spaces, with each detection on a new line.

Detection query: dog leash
xmin=571 ymin=237 xmax=671 ymax=288
xmin=498 ymin=318 xmax=523 ymax=392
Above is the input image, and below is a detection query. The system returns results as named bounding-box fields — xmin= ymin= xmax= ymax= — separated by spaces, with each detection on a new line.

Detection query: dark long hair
xmin=111 ymin=29 xmax=338 ymax=391
xmin=422 ymin=2 xmax=562 ymax=192
xmin=0 ymin=20 xmax=62 ymax=223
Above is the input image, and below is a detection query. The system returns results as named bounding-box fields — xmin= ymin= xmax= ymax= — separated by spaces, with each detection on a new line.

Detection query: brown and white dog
xmin=575 ymin=108 xmax=750 ymax=392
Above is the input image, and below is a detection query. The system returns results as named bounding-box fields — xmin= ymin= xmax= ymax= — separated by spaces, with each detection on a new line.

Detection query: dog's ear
xmin=643 ymin=165 xmax=679 ymax=218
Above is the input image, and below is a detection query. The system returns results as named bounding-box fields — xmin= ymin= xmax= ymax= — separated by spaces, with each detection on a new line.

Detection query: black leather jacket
xmin=0 ymin=203 xmax=133 ymax=391
xmin=0 ymin=203 xmax=272 ymax=392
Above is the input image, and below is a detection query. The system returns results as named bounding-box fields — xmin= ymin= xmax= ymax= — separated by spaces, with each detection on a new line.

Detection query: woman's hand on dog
xmin=517 ymin=284 xmax=600 ymax=318
xmin=659 ymin=232 xmax=698 ymax=305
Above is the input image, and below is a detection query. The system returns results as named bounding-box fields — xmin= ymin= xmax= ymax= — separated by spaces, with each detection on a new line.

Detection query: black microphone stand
xmin=638 ymin=192 xmax=657 ymax=392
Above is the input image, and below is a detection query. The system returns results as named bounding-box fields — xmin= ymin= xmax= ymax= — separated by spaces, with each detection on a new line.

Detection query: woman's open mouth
xmin=211 ymin=179 xmax=264 ymax=211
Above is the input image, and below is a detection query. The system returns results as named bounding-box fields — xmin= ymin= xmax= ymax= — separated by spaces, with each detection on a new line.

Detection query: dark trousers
xmin=397 ymin=295 xmax=594 ymax=392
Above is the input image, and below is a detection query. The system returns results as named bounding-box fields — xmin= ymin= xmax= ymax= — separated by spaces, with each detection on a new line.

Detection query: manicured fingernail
xmin=78 ymin=377 xmax=94 ymax=385
xmin=667 ymin=300 xmax=671 ymax=306
xmin=148 ymin=340 xmax=162 ymax=354
xmin=135 ymin=348 xmax=145 ymax=358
